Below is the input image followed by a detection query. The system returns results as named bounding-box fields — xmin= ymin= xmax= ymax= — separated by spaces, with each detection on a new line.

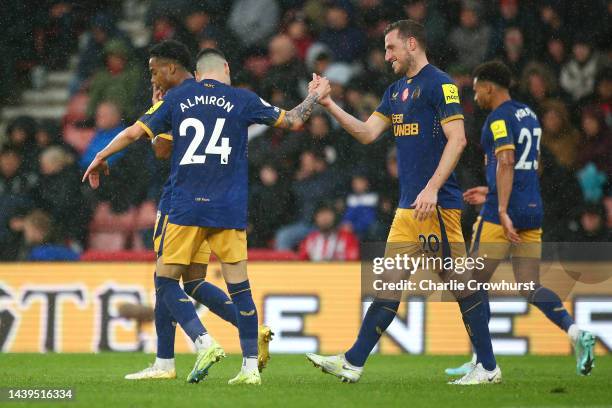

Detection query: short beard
xmin=404 ymin=53 xmax=416 ymax=74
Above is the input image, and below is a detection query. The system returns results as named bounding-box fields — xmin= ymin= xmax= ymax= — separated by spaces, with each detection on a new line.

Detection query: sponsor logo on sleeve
xmin=490 ymin=120 xmax=508 ymax=140
xmin=442 ymin=84 xmax=460 ymax=104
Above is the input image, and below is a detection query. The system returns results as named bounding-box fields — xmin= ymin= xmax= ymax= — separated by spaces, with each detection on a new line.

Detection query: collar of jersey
xmin=406 ymin=63 xmax=430 ymax=82
xmin=201 ymin=78 xmax=221 ymax=85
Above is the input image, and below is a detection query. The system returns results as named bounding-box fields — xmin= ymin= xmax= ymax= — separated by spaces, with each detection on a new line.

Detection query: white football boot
xmin=125 ymin=364 xmax=176 ymax=380
xmin=448 ymin=363 xmax=502 ymax=385
xmin=306 ymin=353 xmax=363 ymax=383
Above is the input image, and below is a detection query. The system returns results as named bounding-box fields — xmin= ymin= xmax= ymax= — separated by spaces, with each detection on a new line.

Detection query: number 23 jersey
xmin=481 ymin=100 xmax=543 ymax=229
xmin=137 ymin=78 xmax=283 ymax=229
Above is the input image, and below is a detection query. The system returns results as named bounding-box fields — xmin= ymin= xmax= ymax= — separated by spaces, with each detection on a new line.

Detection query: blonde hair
xmin=41 ymin=146 xmax=74 ymax=168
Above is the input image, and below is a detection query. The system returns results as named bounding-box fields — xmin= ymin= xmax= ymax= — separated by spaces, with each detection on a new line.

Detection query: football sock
xmin=194 ymin=333 xmax=214 ymax=351
xmin=480 ymin=289 xmax=491 ymax=322
xmin=458 ymin=291 xmax=497 ymax=371
xmin=243 ymin=357 xmax=258 ymax=372
xmin=154 ymin=357 xmax=175 ymax=370
xmin=529 ymin=285 xmax=574 ymax=332
xmin=155 ymin=276 xmax=207 ymax=342
xmin=344 ymin=300 xmax=400 ymax=367
xmin=227 ymin=280 xmax=258 ymax=358
xmin=568 ymin=324 xmax=580 ymax=344
xmin=184 ymin=279 xmax=238 ymax=327
xmin=154 ymin=273 xmax=176 ymax=359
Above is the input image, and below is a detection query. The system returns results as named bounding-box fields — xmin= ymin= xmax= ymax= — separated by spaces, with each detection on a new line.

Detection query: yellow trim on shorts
xmin=472 ymin=217 xmax=542 ymax=259
xmin=153 ymin=214 xmax=169 ymax=253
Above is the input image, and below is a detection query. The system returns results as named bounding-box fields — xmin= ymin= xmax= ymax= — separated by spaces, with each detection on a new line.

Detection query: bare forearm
xmin=427 ymin=135 xmax=465 ymax=191
xmin=97 ymin=124 xmax=143 ymax=160
xmin=325 ymin=100 xmax=376 ymax=144
xmin=496 ymin=163 xmax=514 ymax=213
xmin=152 ymin=136 xmax=172 ymax=160
xmin=280 ymin=92 xmax=320 ymax=130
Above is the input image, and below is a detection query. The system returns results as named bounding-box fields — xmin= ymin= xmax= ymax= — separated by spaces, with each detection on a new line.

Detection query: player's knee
xmin=221 ymin=260 xmax=248 ymax=282
xmin=371 ymin=299 xmax=400 ymax=314
xmin=154 ymin=275 xmax=177 ymax=295
xmin=183 ymin=263 xmax=207 ymax=282
xmin=156 ymin=258 xmax=185 ymax=280
xmin=183 ymin=279 xmax=204 ymax=297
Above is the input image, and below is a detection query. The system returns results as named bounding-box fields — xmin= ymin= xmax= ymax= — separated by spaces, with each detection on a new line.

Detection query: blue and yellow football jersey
xmin=480 ymin=100 xmax=543 ymax=229
xmin=136 ymin=78 xmax=283 ymax=229
xmin=157 ymin=178 xmax=172 ymax=214
xmin=375 ymin=64 xmax=464 ymax=210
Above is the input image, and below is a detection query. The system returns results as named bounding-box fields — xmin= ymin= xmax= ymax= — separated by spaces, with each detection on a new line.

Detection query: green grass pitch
xmin=1 ymin=353 xmax=610 ymax=407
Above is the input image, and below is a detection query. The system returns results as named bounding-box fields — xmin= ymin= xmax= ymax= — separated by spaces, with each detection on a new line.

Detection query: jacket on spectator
xmin=299 ymin=228 xmax=359 ymax=261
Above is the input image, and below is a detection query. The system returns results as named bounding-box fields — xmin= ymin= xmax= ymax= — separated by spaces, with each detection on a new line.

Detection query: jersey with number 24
xmin=137 ymin=78 xmax=283 ymax=229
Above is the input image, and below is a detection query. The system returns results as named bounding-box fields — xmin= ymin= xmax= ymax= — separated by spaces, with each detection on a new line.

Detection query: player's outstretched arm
xmin=310 ymin=74 xmax=389 ymax=144
xmin=326 ymin=101 xmax=389 ymax=145
xmin=496 ymin=149 xmax=520 ymax=243
xmin=275 ymin=75 xmax=330 ymax=131
xmin=82 ymin=123 xmax=146 ymax=188
xmin=412 ymin=119 xmax=467 ymax=221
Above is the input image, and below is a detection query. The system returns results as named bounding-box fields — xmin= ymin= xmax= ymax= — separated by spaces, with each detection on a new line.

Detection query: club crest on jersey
xmin=401 ymin=88 xmax=409 ymax=102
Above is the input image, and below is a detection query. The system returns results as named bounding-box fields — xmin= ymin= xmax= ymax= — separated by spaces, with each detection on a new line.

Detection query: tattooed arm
xmin=274 ymin=77 xmax=330 ymax=130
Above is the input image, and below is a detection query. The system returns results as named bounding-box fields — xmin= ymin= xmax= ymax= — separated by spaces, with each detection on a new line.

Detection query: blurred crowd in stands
xmin=0 ymin=0 xmax=610 ymax=261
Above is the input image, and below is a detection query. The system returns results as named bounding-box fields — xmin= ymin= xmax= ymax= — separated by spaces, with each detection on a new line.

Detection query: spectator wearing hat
xmin=70 ymin=13 xmax=131 ymax=95
xmin=448 ymin=0 xmax=491 ymax=72
xmin=86 ymin=39 xmax=141 ymax=121
xmin=560 ymin=37 xmax=607 ymax=103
